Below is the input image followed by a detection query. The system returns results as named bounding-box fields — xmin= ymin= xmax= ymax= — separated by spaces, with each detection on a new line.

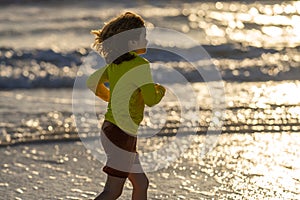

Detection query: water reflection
xmin=1 ymin=1 xmax=299 ymax=50
xmin=182 ymin=1 xmax=300 ymax=48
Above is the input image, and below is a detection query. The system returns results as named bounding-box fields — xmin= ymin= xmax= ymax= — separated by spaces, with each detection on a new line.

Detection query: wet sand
xmin=1 ymin=132 xmax=300 ymax=200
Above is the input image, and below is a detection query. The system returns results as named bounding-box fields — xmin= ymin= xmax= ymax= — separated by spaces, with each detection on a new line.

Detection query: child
xmin=86 ymin=12 xmax=166 ymax=200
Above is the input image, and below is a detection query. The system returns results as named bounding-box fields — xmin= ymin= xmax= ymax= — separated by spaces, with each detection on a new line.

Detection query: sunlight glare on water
xmin=251 ymin=81 xmax=300 ymax=105
xmin=182 ymin=1 xmax=300 ymax=48
xmin=1 ymin=1 xmax=300 ymax=50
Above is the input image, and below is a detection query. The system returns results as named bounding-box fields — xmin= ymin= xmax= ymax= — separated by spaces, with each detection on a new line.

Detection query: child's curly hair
xmin=91 ymin=12 xmax=145 ymax=64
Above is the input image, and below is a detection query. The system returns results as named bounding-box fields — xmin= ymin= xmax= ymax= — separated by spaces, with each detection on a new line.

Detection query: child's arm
xmin=86 ymin=67 xmax=110 ymax=102
xmin=95 ymin=83 xmax=110 ymax=102
xmin=139 ymin=64 xmax=166 ymax=107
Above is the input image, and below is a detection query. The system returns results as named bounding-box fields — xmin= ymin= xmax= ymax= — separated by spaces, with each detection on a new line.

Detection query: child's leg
xmin=94 ymin=175 xmax=126 ymax=200
xmin=128 ymin=173 xmax=149 ymax=200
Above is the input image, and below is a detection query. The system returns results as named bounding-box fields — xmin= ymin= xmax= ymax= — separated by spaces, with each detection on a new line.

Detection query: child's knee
xmin=138 ymin=176 xmax=149 ymax=190
xmin=144 ymin=177 xmax=149 ymax=188
xmin=129 ymin=173 xmax=149 ymax=191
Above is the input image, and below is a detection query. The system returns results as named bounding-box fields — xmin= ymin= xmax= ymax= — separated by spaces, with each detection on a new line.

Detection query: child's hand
xmin=155 ymin=84 xmax=166 ymax=96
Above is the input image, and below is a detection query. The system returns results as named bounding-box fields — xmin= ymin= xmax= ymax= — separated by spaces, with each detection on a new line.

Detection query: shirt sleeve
xmin=139 ymin=64 xmax=165 ymax=107
xmin=86 ymin=67 xmax=110 ymax=101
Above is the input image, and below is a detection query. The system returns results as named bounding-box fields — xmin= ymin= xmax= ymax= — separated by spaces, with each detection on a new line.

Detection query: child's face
xmin=129 ymin=28 xmax=148 ymax=55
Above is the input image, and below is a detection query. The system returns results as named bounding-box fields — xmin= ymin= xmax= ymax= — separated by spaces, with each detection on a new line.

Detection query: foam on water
xmin=1 ymin=46 xmax=300 ymax=88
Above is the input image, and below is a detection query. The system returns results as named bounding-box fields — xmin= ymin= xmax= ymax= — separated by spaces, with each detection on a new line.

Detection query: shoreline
xmin=1 ymin=128 xmax=298 ymax=148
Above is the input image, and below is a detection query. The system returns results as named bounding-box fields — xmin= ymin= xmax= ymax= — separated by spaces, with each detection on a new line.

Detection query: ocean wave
xmin=0 ymin=46 xmax=299 ymax=89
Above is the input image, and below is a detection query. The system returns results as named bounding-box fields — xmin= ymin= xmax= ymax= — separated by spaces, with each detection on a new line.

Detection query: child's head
xmin=91 ymin=12 xmax=147 ymax=64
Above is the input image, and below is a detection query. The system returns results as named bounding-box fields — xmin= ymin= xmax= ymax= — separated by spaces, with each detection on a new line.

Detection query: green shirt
xmin=86 ymin=52 xmax=165 ymax=135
